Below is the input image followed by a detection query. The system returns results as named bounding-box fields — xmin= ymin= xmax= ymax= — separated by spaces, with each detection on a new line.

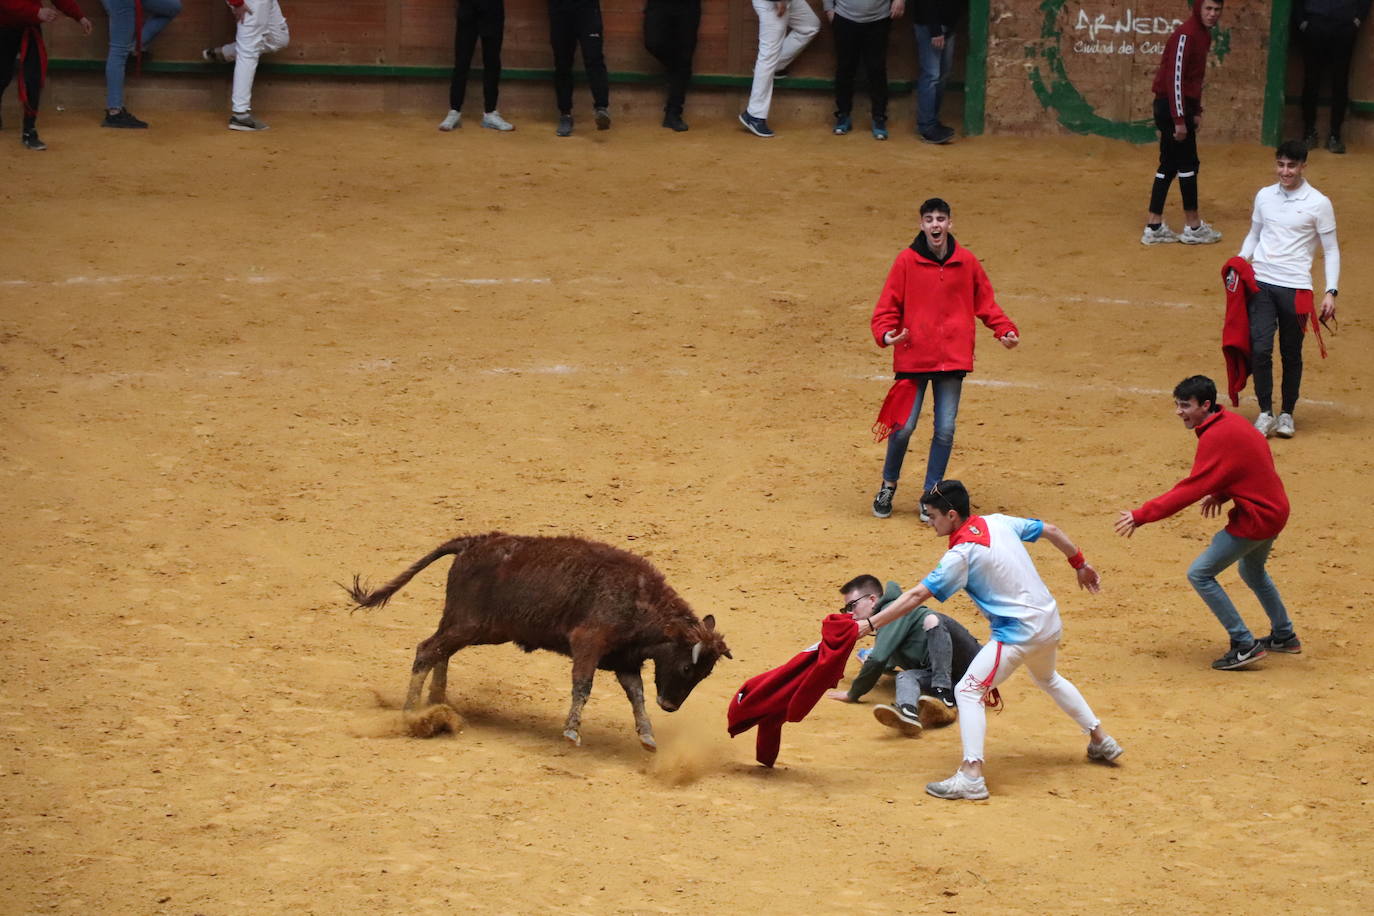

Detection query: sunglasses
xmin=923 ymin=480 xmax=954 ymax=514
xmin=841 ymin=594 xmax=876 ymax=614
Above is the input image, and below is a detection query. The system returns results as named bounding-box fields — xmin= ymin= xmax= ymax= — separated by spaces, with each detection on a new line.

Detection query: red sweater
xmin=870 ymin=237 xmax=1016 ymax=374
xmin=0 ymin=0 xmax=84 ymax=28
xmin=1131 ymin=408 xmax=1290 ymax=540
xmin=726 ymin=613 xmax=858 ymax=768
xmin=1150 ymin=4 xmax=1213 ymax=129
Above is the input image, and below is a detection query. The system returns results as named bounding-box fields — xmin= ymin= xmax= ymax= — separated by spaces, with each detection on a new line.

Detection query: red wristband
xmin=1068 ymin=550 xmax=1086 ymax=570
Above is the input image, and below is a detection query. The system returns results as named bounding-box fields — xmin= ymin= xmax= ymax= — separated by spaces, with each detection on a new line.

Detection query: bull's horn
xmin=691 ymin=641 xmax=703 ymax=666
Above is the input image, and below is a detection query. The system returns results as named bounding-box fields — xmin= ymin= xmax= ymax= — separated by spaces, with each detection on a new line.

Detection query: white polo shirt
xmin=1241 ymin=181 xmax=1339 ymax=292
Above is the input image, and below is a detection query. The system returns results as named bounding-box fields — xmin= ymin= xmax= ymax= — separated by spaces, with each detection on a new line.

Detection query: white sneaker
xmin=1254 ymin=412 xmax=1277 ymax=438
xmin=1275 ymin=413 xmax=1295 ymax=438
xmin=438 ymin=109 xmax=461 ymax=131
xmin=1087 ymin=735 xmax=1124 ymax=763
xmin=925 ymin=768 xmax=989 ymax=800
xmin=1141 ymin=224 xmax=1179 ymax=245
xmin=481 ymin=111 xmax=514 ymax=131
xmin=1179 ymin=221 xmax=1222 ymax=245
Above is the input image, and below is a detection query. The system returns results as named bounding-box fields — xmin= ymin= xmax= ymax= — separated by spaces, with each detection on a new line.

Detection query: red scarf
xmin=872 ymin=379 xmax=917 ymax=442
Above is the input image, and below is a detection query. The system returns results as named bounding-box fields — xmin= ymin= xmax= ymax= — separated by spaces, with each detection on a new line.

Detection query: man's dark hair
xmin=839 ymin=574 xmax=882 ymax=596
xmin=1275 ymin=139 xmax=1308 ymax=163
xmin=1172 ymin=375 xmax=1219 ymax=411
xmin=919 ymin=197 xmax=951 ymax=217
xmin=919 ymin=479 xmax=971 ymax=519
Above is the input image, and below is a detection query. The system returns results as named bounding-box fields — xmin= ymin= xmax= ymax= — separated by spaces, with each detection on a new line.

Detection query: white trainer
xmin=481 ymin=111 xmax=515 ymax=131
xmin=1179 ymin=221 xmax=1223 ymax=245
xmin=438 ymin=109 xmax=461 ymax=131
xmin=1254 ymin=412 xmax=1277 ymax=438
xmin=925 ymin=768 xmax=989 ymax=800
xmin=1275 ymin=413 xmax=1295 ymax=438
xmin=1140 ymin=224 xmax=1179 ymax=245
xmin=1087 ymin=735 xmax=1125 ymax=763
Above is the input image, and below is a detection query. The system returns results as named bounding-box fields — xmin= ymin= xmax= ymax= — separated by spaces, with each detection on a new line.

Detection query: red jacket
xmin=1151 ymin=3 xmax=1213 ymax=129
xmin=1131 ymin=408 xmax=1290 ymax=541
xmin=726 ymin=614 xmax=859 ymax=768
xmin=0 ymin=0 xmax=84 ymax=28
xmin=870 ymin=236 xmax=1016 ymax=374
xmin=1221 ymin=257 xmax=1256 ymax=406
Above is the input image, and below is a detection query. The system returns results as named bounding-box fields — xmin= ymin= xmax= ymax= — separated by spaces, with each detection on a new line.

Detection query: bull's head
xmin=654 ymin=614 xmax=732 ymax=712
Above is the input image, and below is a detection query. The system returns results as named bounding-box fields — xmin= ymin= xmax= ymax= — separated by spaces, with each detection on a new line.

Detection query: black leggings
xmin=549 ymin=0 xmax=609 ymax=114
xmin=449 ymin=0 xmax=505 ymax=113
xmin=1248 ymin=281 xmax=1305 ymax=415
xmin=0 ymin=26 xmax=43 ymax=129
xmin=1300 ymin=17 xmax=1357 ymax=137
xmin=643 ymin=0 xmax=699 ymax=114
xmin=832 ymin=14 xmax=890 ymax=120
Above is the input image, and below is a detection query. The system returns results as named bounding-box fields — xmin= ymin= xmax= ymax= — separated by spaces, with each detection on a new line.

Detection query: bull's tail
xmin=344 ymin=536 xmax=482 ymax=611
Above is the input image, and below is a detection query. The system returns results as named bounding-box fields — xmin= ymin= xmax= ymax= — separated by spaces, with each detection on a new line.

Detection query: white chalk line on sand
xmin=0 ymin=275 xmax=551 ymax=288
xmin=52 ymin=361 xmax=1351 ymax=412
xmin=1001 ymin=292 xmax=1199 ymax=310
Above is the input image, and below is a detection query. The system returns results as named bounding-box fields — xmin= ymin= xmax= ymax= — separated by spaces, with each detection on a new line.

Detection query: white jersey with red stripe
xmin=919 ymin=513 xmax=1062 ymax=645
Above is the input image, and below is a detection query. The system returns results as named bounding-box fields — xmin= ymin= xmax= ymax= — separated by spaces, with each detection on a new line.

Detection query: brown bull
xmin=347 ymin=532 xmax=731 ymax=750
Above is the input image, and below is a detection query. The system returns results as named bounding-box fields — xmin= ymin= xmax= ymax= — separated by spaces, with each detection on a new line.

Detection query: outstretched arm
xmin=864 ymin=582 xmax=934 ymax=633
xmin=1039 ymin=521 xmax=1101 ymax=593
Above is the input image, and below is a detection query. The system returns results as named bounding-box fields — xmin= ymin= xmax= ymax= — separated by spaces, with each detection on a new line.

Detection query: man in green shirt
xmin=825 ymin=573 xmax=980 ymax=735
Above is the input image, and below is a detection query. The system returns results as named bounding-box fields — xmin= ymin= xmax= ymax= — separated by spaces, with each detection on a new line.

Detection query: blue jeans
xmin=100 ymin=0 xmax=183 ymax=109
xmin=1186 ymin=530 xmax=1293 ymax=646
xmin=913 ymin=24 xmax=955 ymax=135
xmin=881 ymin=374 xmax=962 ymax=491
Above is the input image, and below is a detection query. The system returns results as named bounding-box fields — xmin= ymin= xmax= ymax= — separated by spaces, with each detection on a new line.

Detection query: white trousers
xmin=220 ymin=0 xmax=290 ymax=113
xmin=746 ymin=0 xmax=819 ymax=119
xmin=954 ymin=637 xmax=1100 ymax=764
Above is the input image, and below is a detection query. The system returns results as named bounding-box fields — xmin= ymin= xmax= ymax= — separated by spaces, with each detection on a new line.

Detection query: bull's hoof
xmin=639 ymin=734 xmax=658 ymax=752
xmin=563 ymin=728 xmax=582 ymax=747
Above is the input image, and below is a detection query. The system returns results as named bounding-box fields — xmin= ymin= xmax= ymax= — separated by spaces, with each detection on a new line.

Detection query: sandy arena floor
xmin=3 ymin=111 xmax=1374 ymax=914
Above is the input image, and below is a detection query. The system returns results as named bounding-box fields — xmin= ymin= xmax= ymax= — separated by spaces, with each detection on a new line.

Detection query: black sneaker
xmin=102 ymin=108 xmax=148 ymax=129
xmin=873 ymin=703 xmax=922 ymax=736
xmin=872 ymin=484 xmax=895 ymax=518
xmin=662 ymin=110 xmax=688 ymax=132
xmin=1327 ymin=134 xmax=1346 ymax=155
xmin=923 ymin=686 xmax=956 ymax=708
xmin=1303 ymin=129 xmax=1319 ymax=150
xmin=594 ymin=106 xmax=611 ymax=130
xmin=920 ymin=125 xmax=955 ymax=144
xmin=21 ymin=128 xmax=46 ymax=151
xmin=1211 ymin=641 xmax=1266 ymax=670
xmin=556 ymin=114 xmax=573 ymax=137
xmin=1256 ymin=632 xmax=1302 ymax=654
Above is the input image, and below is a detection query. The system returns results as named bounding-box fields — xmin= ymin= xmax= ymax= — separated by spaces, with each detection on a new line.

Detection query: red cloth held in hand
xmin=1221 ymin=256 xmax=1257 ymax=406
xmin=726 ymin=613 xmax=859 ymax=767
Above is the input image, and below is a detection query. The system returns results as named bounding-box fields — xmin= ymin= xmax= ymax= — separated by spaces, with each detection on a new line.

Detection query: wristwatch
xmin=1326 ymin=289 xmax=1338 ymax=297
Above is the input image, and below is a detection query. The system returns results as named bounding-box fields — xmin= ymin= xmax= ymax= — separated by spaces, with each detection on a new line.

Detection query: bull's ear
xmin=703 ymin=614 xmax=716 ymax=631
xmin=722 ymin=647 xmax=733 ymax=660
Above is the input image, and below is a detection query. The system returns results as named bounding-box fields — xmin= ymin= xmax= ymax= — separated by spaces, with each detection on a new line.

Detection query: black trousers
xmin=1149 ymin=95 xmax=1200 ymax=213
xmin=1248 ymin=281 xmax=1305 ymax=415
xmin=549 ymin=0 xmax=609 ymax=114
xmin=832 ymin=14 xmax=890 ymax=119
xmin=1300 ymin=17 xmax=1358 ymax=137
xmin=0 ymin=26 xmax=42 ymax=129
xmin=450 ymin=0 xmax=505 ymax=113
xmin=643 ymin=0 xmax=700 ymax=114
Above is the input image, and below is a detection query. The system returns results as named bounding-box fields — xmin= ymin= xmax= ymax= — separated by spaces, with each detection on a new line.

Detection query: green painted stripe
xmin=47 ymin=58 xmax=964 ymax=95
xmin=1261 ymin=0 xmax=1292 ymax=146
xmin=963 ymin=0 xmax=989 ymax=136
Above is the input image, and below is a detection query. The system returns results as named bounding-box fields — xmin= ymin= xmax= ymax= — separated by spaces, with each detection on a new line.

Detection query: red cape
xmin=726 ymin=613 xmax=859 ymax=767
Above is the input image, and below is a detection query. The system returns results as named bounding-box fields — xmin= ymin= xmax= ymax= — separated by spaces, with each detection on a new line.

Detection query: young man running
xmin=1141 ymin=0 xmax=1224 ymax=246
xmin=869 ymin=198 xmax=1018 ymax=521
xmin=1116 ymin=375 xmax=1298 ymax=670
xmin=1238 ymin=140 xmax=1341 ymax=440
xmin=860 ymin=480 xmax=1122 ymax=801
